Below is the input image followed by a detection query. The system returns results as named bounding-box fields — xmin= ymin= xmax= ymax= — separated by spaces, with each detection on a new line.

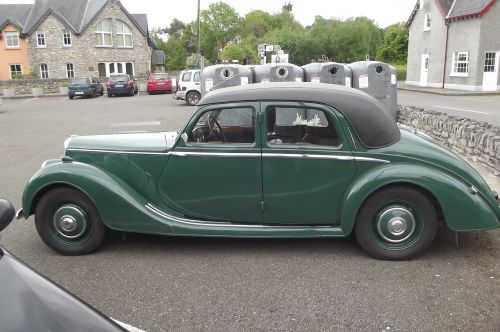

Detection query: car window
xmin=188 ymin=107 xmax=255 ymax=144
xmin=151 ymin=73 xmax=170 ymax=80
xmin=109 ymin=75 xmax=129 ymax=82
xmin=182 ymin=72 xmax=192 ymax=82
xmin=266 ymin=106 xmax=340 ymax=146
xmin=71 ymin=77 xmax=89 ymax=84
xmin=193 ymin=71 xmax=201 ymax=82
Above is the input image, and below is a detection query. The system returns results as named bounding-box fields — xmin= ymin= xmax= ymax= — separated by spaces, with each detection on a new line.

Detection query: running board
xmin=145 ymin=203 xmax=346 ymax=238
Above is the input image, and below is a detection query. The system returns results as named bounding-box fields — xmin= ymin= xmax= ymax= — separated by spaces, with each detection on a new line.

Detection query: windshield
xmin=70 ymin=78 xmax=89 ymax=84
xmin=109 ymin=75 xmax=129 ymax=82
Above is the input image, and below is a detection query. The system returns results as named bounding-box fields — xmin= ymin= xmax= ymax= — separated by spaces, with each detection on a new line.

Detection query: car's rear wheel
xmin=35 ymin=187 xmax=105 ymax=255
xmin=69 ymin=95 xmax=73 ymax=100
xmin=108 ymin=93 xmax=112 ymax=97
xmin=354 ymin=185 xmax=438 ymax=260
xmin=186 ymin=91 xmax=200 ymax=106
xmin=100 ymin=89 xmax=104 ymax=96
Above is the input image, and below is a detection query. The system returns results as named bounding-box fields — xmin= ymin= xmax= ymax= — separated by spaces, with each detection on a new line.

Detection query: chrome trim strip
xmin=15 ymin=209 xmax=24 ymax=220
xmin=145 ymin=203 xmax=334 ymax=229
xmin=65 ymin=148 xmax=389 ymax=163
xmin=347 ymin=126 xmax=357 ymax=150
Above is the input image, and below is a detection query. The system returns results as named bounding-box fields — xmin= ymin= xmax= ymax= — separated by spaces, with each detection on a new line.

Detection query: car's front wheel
xmin=354 ymin=185 xmax=438 ymax=260
xmin=35 ymin=187 xmax=105 ymax=255
xmin=186 ymin=91 xmax=200 ymax=106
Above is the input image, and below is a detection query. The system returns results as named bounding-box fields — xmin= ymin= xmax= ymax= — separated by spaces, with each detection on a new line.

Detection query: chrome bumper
xmin=15 ymin=209 xmax=24 ymax=220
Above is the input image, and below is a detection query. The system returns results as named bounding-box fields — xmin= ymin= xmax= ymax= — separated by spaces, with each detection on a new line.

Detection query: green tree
xmin=241 ymin=10 xmax=273 ymax=38
xmin=376 ymin=23 xmax=409 ymax=64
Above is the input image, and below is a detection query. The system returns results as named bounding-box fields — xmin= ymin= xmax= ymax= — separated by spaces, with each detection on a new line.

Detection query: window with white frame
xmin=484 ymin=52 xmax=496 ymax=73
xmin=423 ymin=14 xmax=431 ymax=31
xmin=66 ymin=63 xmax=75 ymax=78
xmin=36 ymin=31 xmax=46 ymax=47
xmin=5 ymin=31 xmax=20 ymax=47
xmin=95 ymin=18 xmax=112 ymax=46
xmin=40 ymin=64 xmax=49 ymax=79
xmin=63 ymin=30 xmax=72 ymax=46
xmin=9 ymin=64 xmax=22 ymax=79
xmin=451 ymin=52 xmax=469 ymax=76
xmin=116 ymin=20 xmax=133 ymax=47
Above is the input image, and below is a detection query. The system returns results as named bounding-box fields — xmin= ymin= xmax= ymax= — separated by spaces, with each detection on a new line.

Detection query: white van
xmin=175 ymin=69 xmax=201 ymax=106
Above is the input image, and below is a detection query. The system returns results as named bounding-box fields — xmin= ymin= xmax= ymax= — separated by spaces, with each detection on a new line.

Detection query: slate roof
xmin=0 ymin=4 xmax=32 ymax=30
xmin=406 ymin=0 xmax=497 ymax=26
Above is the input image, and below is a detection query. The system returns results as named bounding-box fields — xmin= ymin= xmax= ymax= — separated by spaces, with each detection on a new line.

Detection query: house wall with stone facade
xmin=27 ymin=2 xmax=152 ymax=79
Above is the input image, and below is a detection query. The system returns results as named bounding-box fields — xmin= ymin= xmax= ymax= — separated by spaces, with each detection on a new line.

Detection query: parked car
xmin=0 ymin=199 xmax=143 ymax=331
xmin=147 ymin=72 xmax=173 ymax=94
xmin=174 ymin=69 xmax=201 ymax=106
xmin=106 ymin=74 xmax=138 ymax=97
xmin=18 ymin=83 xmax=500 ymax=260
xmin=68 ymin=77 xmax=104 ymax=99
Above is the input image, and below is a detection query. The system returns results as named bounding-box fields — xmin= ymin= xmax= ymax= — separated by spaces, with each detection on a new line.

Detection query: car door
xmin=158 ymin=102 xmax=263 ymax=223
xmin=261 ymin=102 xmax=356 ymax=225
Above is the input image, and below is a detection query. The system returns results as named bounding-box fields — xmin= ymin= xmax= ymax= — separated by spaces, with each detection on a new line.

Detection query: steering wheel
xmin=207 ymin=115 xmax=227 ymax=142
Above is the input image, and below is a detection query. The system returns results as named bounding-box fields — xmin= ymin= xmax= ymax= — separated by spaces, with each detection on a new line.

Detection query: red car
xmin=147 ymin=73 xmax=172 ymax=94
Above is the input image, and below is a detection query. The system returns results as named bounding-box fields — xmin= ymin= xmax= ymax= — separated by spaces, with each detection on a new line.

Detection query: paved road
xmin=0 ymin=94 xmax=499 ymax=331
xmin=398 ymin=90 xmax=500 ymax=126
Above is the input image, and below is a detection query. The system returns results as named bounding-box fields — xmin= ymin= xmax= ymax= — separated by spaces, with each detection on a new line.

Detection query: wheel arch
xmin=339 ymin=164 xmax=499 ymax=234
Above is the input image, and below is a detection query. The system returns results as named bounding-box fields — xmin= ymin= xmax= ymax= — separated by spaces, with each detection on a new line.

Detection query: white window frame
xmin=5 ymin=31 xmax=20 ymax=48
xmin=40 ymin=63 xmax=49 ymax=79
xmin=116 ymin=20 xmax=133 ymax=48
xmin=98 ymin=62 xmax=134 ymax=77
xmin=423 ymin=13 xmax=431 ymax=31
xmin=9 ymin=64 xmax=22 ymax=79
xmin=36 ymin=31 xmax=46 ymax=47
xmin=451 ymin=52 xmax=469 ymax=77
xmin=484 ymin=52 xmax=496 ymax=73
xmin=66 ymin=63 xmax=75 ymax=78
xmin=95 ymin=18 xmax=113 ymax=47
xmin=62 ymin=30 xmax=72 ymax=46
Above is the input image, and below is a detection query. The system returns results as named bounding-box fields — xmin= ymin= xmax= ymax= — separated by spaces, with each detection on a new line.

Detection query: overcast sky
xmin=0 ymin=0 xmax=417 ymax=29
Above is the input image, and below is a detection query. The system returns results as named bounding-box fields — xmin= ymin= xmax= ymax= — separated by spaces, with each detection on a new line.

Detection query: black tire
xmin=100 ymin=89 xmax=104 ymax=96
xmin=69 ymin=95 xmax=74 ymax=100
xmin=354 ymin=185 xmax=438 ymax=260
xmin=35 ymin=187 xmax=105 ymax=255
xmin=108 ymin=93 xmax=112 ymax=98
xmin=186 ymin=91 xmax=200 ymax=106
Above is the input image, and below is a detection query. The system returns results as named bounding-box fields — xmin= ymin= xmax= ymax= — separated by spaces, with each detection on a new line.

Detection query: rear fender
xmin=339 ymin=164 xmax=500 ymax=234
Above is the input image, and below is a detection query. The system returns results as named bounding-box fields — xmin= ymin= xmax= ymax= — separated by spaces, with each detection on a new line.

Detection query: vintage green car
xmin=18 ymin=83 xmax=500 ymax=260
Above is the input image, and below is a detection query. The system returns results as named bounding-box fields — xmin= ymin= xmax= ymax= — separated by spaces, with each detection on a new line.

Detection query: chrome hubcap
xmin=53 ymin=205 xmax=88 ymax=239
xmin=377 ymin=207 xmax=416 ymax=243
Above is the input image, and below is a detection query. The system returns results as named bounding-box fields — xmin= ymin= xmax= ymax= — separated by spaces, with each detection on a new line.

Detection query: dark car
xmin=68 ymin=77 xmax=104 ymax=99
xmin=147 ymin=72 xmax=173 ymax=94
xmin=107 ymin=74 xmax=138 ymax=97
xmin=0 ymin=199 xmax=143 ymax=331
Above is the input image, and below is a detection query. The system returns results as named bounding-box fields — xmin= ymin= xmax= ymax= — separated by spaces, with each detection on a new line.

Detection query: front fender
xmin=339 ymin=163 xmax=500 ymax=234
xmin=21 ymin=160 xmax=174 ymax=234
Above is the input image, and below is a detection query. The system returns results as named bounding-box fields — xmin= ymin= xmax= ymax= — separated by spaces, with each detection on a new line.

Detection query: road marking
xmin=432 ymin=106 xmax=490 ymax=115
xmin=110 ymin=121 xmax=161 ymax=127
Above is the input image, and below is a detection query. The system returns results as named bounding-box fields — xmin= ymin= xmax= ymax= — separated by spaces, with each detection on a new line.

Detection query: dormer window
xmin=5 ymin=31 xmax=19 ymax=48
xmin=423 ymin=13 xmax=431 ymax=31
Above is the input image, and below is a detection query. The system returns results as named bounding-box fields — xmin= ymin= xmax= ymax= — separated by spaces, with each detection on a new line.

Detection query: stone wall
xmin=398 ymin=105 xmax=500 ymax=176
xmin=0 ymin=78 xmax=69 ymax=95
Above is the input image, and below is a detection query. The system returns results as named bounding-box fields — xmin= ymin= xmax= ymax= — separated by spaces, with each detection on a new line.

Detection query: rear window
xmin=109 ymin=75 xmax=129 ymax=82
xmin=71 ymin=77 xmax=89 ymax=84
xmin=151 ymin=73 xmax=170 ymax=80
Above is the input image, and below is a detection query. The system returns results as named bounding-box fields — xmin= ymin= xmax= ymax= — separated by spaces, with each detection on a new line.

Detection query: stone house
xmin=0 ymin=4 xmax=32 ymax=80
xmin=406 ymin=0 xmax=500 ymax=91
xmin=2 ymin=0 xmax=155 ymax=80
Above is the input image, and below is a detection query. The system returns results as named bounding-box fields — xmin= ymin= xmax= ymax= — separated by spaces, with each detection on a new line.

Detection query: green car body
xmin=19 ymin=83 xmax=500 ymax=259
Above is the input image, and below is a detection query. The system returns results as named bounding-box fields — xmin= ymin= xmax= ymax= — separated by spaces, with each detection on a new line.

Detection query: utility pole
xmin=196 ymin=0 xmax=201 ymax=69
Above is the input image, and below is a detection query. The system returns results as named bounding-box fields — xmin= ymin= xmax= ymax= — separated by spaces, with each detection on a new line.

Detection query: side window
xmin=188 ymin=107 xmax=255 ymax=144
xmin=193 ymin=71 xmax=201 ymax=82
xmin=182 ymin=72 xmax=192 ymax=82
xmin=266 ymin=106 xmax=341 ymax=146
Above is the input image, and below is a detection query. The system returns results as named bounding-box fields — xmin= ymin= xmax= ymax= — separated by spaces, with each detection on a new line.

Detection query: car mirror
xmin=0 ymin=199 xmax=15 ymax=232
xmin=181 ymin=133 xmax=188 ymax=143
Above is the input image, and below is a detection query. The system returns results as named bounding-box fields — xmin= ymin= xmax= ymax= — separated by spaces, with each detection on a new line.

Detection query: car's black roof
xmin=198 ymin=82 xmax=400 ymax=148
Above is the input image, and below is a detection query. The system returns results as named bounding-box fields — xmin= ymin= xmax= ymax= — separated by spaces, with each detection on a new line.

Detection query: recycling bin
xmin=302 ymin=62 xmax=352 ymax=87
xmin=252 ymin=63 xmax=305 ymax=83
xmin=201 ymin=64 xmax=253 ymax=95
xmin=349 ymin=61 xmax=398 ymax=120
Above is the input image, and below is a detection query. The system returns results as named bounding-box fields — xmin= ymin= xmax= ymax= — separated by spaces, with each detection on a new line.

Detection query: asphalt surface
xmin=0 ymin=93 xmax=499 ymax=331
xmin=398 ymin=90 xmax=500 ymax=126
